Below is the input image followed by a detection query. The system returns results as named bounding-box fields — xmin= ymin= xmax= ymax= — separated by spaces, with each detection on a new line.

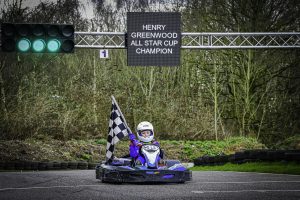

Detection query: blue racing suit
xmin=128 ymin=133 xmax=161 ymax=165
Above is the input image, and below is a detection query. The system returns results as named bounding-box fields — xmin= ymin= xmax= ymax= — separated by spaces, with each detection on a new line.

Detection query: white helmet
xmin=136 ymin=121 xmax=154 ymax=143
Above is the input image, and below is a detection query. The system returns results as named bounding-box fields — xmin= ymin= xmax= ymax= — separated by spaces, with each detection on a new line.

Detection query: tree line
xmin=0 ymin=0 xmax=299 ymax=145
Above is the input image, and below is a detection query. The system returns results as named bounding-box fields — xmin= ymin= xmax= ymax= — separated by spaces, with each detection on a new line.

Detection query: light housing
xmin=1 ymin=23 xmax=74 ymax=53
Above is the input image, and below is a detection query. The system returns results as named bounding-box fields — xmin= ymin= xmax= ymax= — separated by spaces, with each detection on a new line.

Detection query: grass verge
xmin=0 ymin=137 xmax=265 ymax=162
xmin=191 ymin=162 xmax=300 ymax=175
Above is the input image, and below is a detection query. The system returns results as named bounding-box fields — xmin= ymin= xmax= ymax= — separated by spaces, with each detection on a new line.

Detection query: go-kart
xmin=96 ymin=144 xmax=192 ymax=183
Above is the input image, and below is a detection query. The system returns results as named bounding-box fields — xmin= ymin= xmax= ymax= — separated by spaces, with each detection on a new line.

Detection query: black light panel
xmin=1 ymin=23 xmax=74 ymax=53
xmin=127 ymin=12 xmax=181 ymax=66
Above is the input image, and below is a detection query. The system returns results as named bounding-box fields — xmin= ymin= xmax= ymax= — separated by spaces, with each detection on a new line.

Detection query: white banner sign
xmin=100 ymin=49 xmax=109 ymax=58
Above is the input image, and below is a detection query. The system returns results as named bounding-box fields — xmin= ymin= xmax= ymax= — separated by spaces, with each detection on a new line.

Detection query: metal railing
xmin=75 ymin=32 xmax=300 ymax=49
xmin=75 ymin=32 xmax=125 ymax=49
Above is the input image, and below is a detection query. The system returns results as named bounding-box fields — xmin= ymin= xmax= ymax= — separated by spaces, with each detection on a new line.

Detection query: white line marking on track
xmin=0 ymin=185 xmax=103 ymax=192
xmin=193 ymin=181 xmax=300 ymax=184
xmin=192 ymin=190 xmax=300 ymax=193
xmin=203 ymin=171 xmax=300 ymax=176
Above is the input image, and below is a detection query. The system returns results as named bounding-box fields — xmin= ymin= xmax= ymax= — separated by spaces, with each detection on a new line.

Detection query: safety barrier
xmin=194 ymin=150 xmax=300 ymax=166
xmin=0 ymin=161 xmax=98 ymax=171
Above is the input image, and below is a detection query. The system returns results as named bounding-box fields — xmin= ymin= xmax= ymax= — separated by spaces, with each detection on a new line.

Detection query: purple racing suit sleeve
xmin=129 ymin=142 xmax=139 ymax=158
xmin=128 ymin=132 xmax=136 ymax=141
xmin=129 ymin=140 xmax=143 ymax=158
xmin=152 ymin=140 xmax=160 ymax=147
xmin=129 ymin=133 xmax=141 ymax=158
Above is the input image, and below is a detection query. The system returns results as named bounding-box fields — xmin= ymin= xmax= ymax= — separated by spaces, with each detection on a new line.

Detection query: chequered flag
xmin=105 ymin=98 xmax=130 ymax=163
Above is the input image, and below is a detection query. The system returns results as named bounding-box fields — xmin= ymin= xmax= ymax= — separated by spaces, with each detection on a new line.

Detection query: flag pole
xmin=111 ymin=95 xmax=132 ymax=133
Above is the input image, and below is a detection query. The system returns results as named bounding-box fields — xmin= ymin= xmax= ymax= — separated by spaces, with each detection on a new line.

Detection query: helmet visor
xmin=138 ymin=130 xmax=153 ymax=138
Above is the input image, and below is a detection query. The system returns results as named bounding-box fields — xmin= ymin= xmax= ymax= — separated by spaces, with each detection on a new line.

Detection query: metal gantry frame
xmin=75 ymin=32 xmax=300 ymax=49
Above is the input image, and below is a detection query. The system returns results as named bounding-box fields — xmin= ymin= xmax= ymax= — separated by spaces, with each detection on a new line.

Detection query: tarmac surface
xmin=0 ymin=170 xmax=300 ymax=200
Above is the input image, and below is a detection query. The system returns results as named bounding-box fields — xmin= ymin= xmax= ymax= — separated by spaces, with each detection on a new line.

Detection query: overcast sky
xmin=1 ymin=0 xmax=95 ymax=19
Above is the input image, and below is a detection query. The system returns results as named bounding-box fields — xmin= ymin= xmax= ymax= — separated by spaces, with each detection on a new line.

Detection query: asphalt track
xmin=0 ymin=170 xmax=300 ymax=200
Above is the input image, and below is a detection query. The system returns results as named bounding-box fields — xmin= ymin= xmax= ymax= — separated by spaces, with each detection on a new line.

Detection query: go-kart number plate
xmin=142 ymin=145 xmax=159 ymax=151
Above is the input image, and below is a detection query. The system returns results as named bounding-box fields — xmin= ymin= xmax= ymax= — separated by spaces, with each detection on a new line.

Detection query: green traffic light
xmin=47 ymin=39 xmax=61 ymax=52
xmin=32 ymin=39 xmax=46 ymax=52
xmin=17 ymin=38 xmax=31 ymax=52
xmin=1 ymin=23 xmax=74 ymax=53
